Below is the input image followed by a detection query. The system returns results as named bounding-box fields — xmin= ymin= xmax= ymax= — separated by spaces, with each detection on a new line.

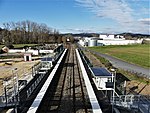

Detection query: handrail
xmin=113 ymin=94 xmax=150 ymax=113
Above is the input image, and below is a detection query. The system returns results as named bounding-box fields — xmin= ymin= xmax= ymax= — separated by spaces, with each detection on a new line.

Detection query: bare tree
xmin=62 ymin=36 xmax=67 ymax=44
xmin=1 ymin=20 xmax=59 ymax=44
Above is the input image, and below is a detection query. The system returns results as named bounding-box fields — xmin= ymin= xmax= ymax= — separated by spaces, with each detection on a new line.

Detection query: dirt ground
xmin=0 ymin=57 xmax=40 ymax=94
xmin=84 ymin=51 xmax=150 ymax=96
xmin=126 ymin=80 xmax=150 ymax=95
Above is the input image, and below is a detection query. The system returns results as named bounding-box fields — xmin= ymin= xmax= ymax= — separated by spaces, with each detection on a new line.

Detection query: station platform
xmin=27 ymin=48 xmax=102 ymax=113
xmin=76 ymin=49 xmax=102 ymax=113
xmin=27 ymin=49 xmax=67 ymax=113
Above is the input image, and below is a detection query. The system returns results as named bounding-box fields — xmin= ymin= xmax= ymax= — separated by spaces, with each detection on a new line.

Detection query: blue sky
xmin=0 ymin=0 xmax=149 ymax=34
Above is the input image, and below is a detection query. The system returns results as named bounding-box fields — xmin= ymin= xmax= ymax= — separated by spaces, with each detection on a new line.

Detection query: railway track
xmin=36 ymin=44 xmax=92 ymax=113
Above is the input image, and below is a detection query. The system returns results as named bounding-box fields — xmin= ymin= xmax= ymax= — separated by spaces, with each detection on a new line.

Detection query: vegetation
xmin=0 ymin=20 xmax=76 ymax=47
xmin=0 ymin=44 xmax=38 ymax=49
xmin=92 ymin=52 xmax=150 ymax=84
xmin=12 ymin=44 xmax=38 ymax=48
xmin=89 ymin=44 xmax=150 ymax=68
xmin=0 ymin=45 xmax=4 ymax=49
xmin=0 ymin=20 xmax=61 ymax=45
xmin=118 ymin=69 xmax=150 ymax=84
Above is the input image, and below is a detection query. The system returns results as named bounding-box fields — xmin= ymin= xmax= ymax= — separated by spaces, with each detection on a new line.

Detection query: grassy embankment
xmin=88 ymin=44 xmax=150 ymax=83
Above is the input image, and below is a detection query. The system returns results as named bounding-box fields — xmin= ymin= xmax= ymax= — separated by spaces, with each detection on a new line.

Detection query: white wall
xmin=96 ymin=77 xmax=107 ymax=89
xmin=97 ymin=39 xmax=143 ymax=45
xmin=94 ymin=77 xmax=113 ymax=90
xmin=78 ymin=40 xmax=85 ymax=46
xmin=28 ymin=50 xmax=39 ymax=55
xmin=9 ymin=49 xmax=25 ymax=53
xmin=39 ymin=50 xmax=54 ymax=54
xmin=78 ymin=36 xmax=143 ymax=46
xmin=9 ymin=49 xmax=39 ymax=55
xmin=9 ymin=49 xmax=56 ymax=55
xmin=99 ymin=34 xmax=115 ymax=40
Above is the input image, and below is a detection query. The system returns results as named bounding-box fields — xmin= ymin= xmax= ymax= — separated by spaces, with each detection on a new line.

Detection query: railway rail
xmin=36 ymin=44 xmax=92 ymax=113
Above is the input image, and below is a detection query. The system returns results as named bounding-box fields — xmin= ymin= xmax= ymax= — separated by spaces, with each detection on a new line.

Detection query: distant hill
xmin=62 ymin=33 xmax=150 ymax=39
xmin=62 ymin=33 xmax=98 ymax=37
xmin=119 ymin=33 xmax=150 ymax=38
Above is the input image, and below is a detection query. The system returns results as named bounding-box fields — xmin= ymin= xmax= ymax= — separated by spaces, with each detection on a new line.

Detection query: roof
xmin=41 ymin=57 xmax=53 ymax=61
xmin=91 ymin=67 xmax=112 ymax=77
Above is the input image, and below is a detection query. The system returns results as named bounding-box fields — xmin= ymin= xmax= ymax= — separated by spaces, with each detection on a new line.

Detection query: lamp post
xmin=111 ymin=68 xmax=116 ymax=113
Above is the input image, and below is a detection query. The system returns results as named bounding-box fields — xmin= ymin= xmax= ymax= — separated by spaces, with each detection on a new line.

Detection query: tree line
xmin=0 ymin=20 xmax=74 ymax=46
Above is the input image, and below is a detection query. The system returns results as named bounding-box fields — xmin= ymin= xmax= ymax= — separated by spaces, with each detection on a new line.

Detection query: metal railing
xmin=112 ymin=95 xmax=150 ymax=113
xmin=0 ymin=60 xmax=52 ymax=108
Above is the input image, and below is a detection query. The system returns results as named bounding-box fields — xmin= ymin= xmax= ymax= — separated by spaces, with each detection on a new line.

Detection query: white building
xmin=24 ymin=52 xmax=32 ymax=61
xmin=78 ymin=35 xmax=143 ymax=47
xmin=99 ymin=34 xmax=115 ymax=40
xmin=97 ymin=38 xmax=143 ymax=45
xmin=91 ymin=67 xmax=114 ymax=90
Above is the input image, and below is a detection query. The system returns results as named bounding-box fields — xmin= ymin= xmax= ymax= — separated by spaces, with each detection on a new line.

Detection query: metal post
xmin=123 ymin=80 xmax=127 ymax=95
xmin=138 ymin=95 xmax=140 ymax=112
xmin=16 ymin=73 xmax=19 ymax=104
xmin=4 ymin=86 xmax=7 ymax=106
xmin=148 ymin=104 xmax=150 ymax=113
xmin=112 ymin=90 xmax=113 ymax=113
xmin=105 ymin=90 xmax=107 ymax=97
xmin=12 ymin=68 xmax=18 ymax=113
xmin=3 ymin=80 xmax=8 ymax=106
xmin=111 ymin=69 xmax=116 ymax=113
xmin=32 ymin=67 xmax=33 ymax=77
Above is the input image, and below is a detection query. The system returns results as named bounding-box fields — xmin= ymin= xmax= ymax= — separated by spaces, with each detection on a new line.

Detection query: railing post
xmin=148 ymin=104 xmax=150 ymax=113
xmin=4 ymin=86 xmax=7 ymax=106
xmin=138 ymin=95 xmax=140 ymax=112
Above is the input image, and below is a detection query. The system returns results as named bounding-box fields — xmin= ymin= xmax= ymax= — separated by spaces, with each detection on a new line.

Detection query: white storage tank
xmin=88 ymin=39 xmax=97 ymax=47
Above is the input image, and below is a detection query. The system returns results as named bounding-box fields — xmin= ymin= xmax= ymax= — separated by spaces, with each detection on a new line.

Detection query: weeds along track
xmin=36 ymin=44 xmax=92 ymax=113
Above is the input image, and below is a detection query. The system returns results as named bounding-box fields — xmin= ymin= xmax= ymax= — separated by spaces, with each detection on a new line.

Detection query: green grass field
xmin=89 ymin=44 xmax=150 ymax=68
xmin=13 ymin=44 xmax=38 ymax=48
xmin=0 ymin=44 xmax=38 ymax=49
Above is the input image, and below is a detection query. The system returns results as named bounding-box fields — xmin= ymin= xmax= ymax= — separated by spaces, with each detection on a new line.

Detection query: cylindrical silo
xmin=88 ymin=39 xmax=97 ymax=47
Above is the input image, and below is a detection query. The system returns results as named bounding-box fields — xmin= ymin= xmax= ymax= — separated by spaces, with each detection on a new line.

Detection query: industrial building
xmin=78 ymin=34 xmax=143 ymax=47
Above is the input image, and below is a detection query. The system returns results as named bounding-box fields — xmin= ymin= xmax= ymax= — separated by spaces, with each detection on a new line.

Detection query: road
xmin=90 ymin=50 xmax=150 ymax=78
xmin=78 ymin=44 xmax=149 ymax=79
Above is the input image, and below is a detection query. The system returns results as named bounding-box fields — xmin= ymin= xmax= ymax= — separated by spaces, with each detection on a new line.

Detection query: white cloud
xmin=75 ymin=0 xmax=150 ymax=34
xmin=66 ymin=28 xmax=95 ymax=33
xmin=75 ymin=0 xmax=134 ymax=26
xmin=139 ymin=18 xmax=150 ymax=25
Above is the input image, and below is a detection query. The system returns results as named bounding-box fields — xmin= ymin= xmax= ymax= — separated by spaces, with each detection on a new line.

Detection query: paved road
xmin=78 ymin=44 xmax=150 ymax=79
xmin=90 ymin=50 xmax=150 ymax=79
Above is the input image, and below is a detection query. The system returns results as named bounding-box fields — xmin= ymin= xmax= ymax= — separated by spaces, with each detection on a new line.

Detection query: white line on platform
xmin=27 ymin=49 xmax=67 ymax=113
xmin=76 ymin=49 xmax=103 ymax=113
